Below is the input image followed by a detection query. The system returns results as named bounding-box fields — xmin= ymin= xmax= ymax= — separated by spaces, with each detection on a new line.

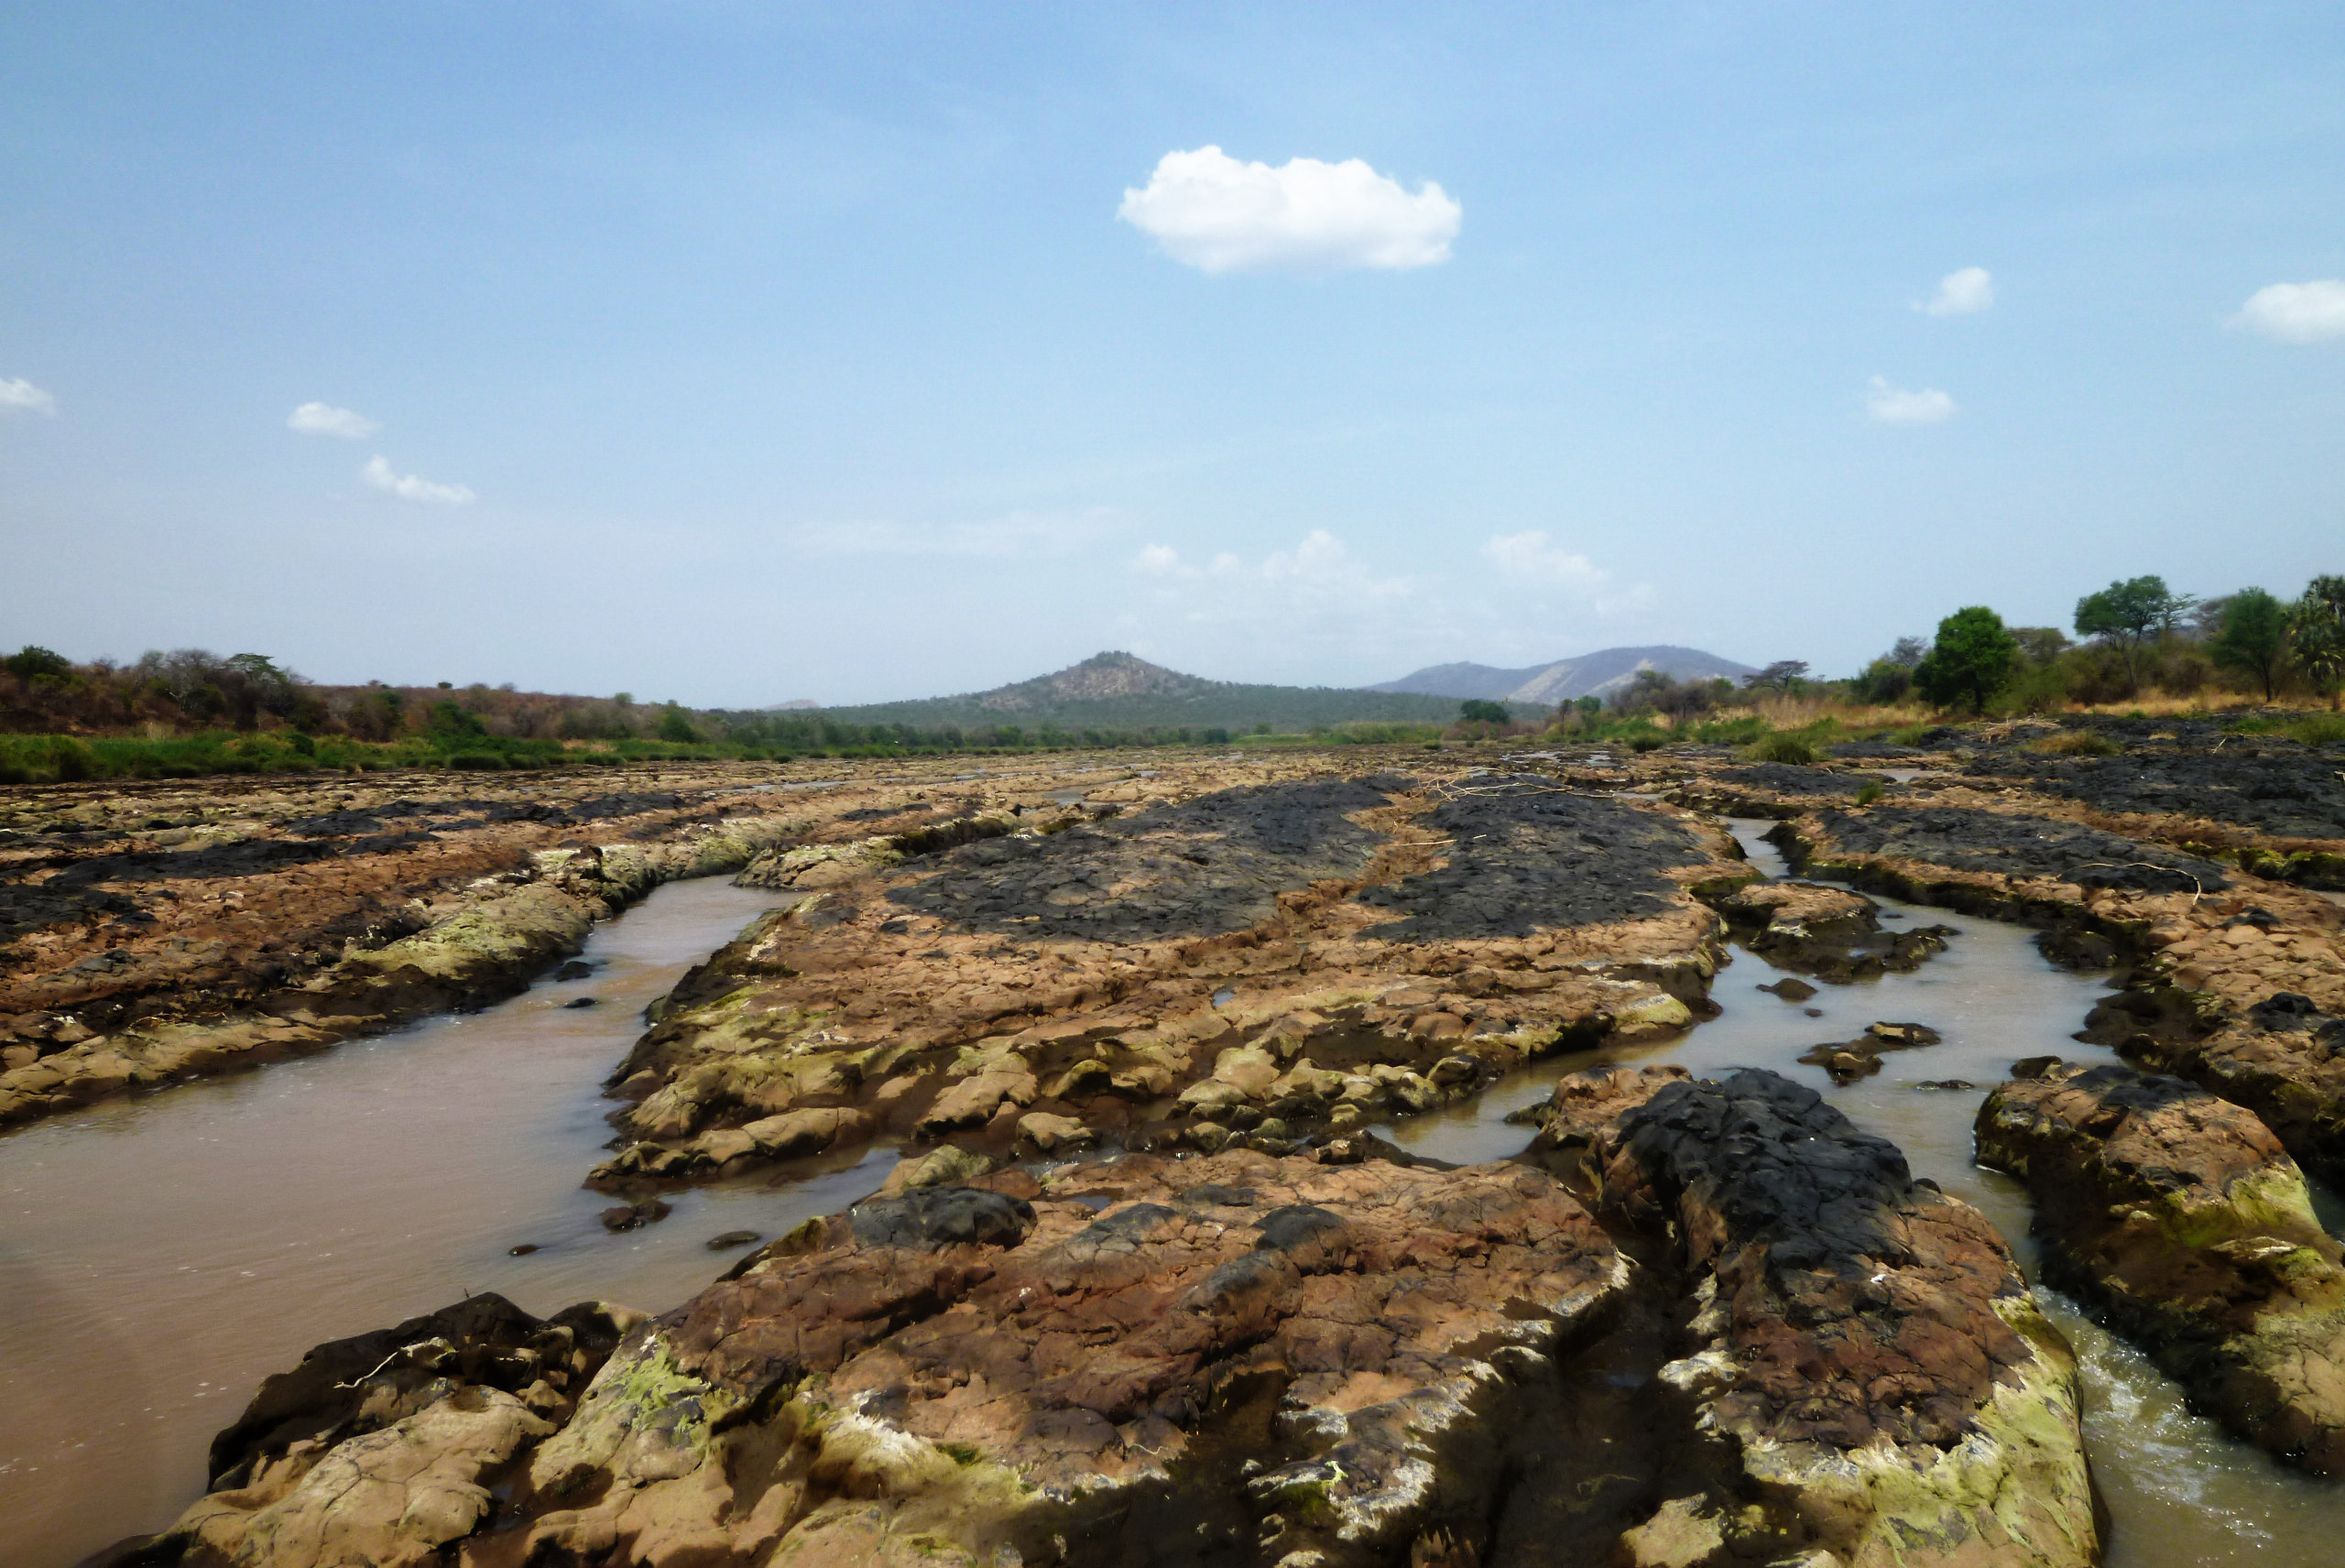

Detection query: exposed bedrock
xmin=1977 ymin=1059 xmax=2345 ymax=1475
xmin=589 ymin=776 xmax=1747 ymax=1192
xmin=136 ymin=1067 xmax=2104 ymax=1567
xmin=1772 ymin=797 xmax=2345 ymax=1186
xmin=154 ymin=1292 xmax=642 ymax=1568
xmin=1583 ymin=1069 xmax=2100 ymax=1568
xmin=1709 ymin=880 xmax=1954 ymax=981
xmin=0 ymin=774 xmax=822 ymax=1127
xmin=144 ymin=1152 xmax=1639 ymax=1567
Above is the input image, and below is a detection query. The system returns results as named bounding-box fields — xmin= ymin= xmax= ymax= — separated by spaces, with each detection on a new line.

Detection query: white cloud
xmin=0 ymin=377 xmax=57 ymax=415
xmin=1117 ymin=146 xmax=1461 ymax=274
xmin=1480 ymin=531 xmax=1651 ymax=613
xmin=362 ymin=454 xmax=475 ymax=506
xmin=1918 ymin=266 xmax=1993 ymax=316
xmin=794 ymin=508 xmax=1126 ymax=559
xmin=2232 ymin=279 xmax=2345 ymax=343
xmin=1866 ymin=376 xmax=1958 ymax=425
xmin=1130 ymin=528 xmax=1412 ymax=609
xmin=289 ymin=401 xmax=379 ymax=438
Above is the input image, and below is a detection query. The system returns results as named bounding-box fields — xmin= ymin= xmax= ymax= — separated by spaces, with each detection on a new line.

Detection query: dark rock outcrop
xmin=1977 ymin=1059 xmax=2345 ymax=1474
xmin=1587 ymin=1070 xmax=2099 ymax=1567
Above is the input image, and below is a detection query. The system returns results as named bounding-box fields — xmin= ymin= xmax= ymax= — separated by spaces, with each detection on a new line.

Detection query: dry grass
xmin=1743 ymin=694 xmax=1936 ymax=731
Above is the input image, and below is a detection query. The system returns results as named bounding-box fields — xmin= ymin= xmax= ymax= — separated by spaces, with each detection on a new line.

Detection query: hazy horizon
xmin=5 ymin=5 xmax=2341 ymax=705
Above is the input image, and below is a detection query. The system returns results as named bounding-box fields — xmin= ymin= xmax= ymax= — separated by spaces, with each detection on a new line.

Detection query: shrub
xmin=1854 ymin=781 xmax=1884 ymax=806
xmin=1742 ymin=732 xmax=1818 ymax=765
xmin=2030 ymin=729 xmax=2121 ymax=757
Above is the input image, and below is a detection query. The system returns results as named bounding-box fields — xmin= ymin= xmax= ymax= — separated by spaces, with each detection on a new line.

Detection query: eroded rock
xmin=1978 ymin=1059 xmax=2345 ymax=1474
xmin=1588 ymin=1070 xmax=2100 ymax=1567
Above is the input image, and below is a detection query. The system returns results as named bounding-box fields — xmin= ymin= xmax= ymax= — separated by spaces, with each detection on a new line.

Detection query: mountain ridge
xmin=1369 ymin=645 xmax=1755 ymax=703
xmin=796 ymin=651 xmax=1531 ymax=732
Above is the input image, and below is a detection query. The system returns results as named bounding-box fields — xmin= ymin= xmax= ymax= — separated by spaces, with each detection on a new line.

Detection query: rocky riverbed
xmin=16 ymin=716 xmax=2345 ymax=1566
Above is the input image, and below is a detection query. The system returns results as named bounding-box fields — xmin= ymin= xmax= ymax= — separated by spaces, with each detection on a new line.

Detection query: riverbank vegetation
xmin=5 ymin=568 xmax=2338 ymax=783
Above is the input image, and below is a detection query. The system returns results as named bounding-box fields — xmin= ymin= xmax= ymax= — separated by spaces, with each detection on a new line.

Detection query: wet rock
xmin=598 ymin=1198 xmax=671 ymax=1232
xmin=1715 ymin=880 xmax=1954 ymax=980
xmin=562 ymin=996 xmax=598 ymax=1008
xmin=506 ymin=1243 xmax=541 ymax=1257
xmin=1978 ymin=1060 xmax=2345 ymax=1474
xmin=1797 ymin=1019 xmax=1944 ymax=1083
xmin=552 ymin=960 xmax=593 ymax=981
xmin=705 ymin=1230 xmax=761 ymax=1250
xmin=1758 ymin=976 xmax=1816 ymax=1001
xmin=1593 ymin=1070 xmax=2099 ymax=1566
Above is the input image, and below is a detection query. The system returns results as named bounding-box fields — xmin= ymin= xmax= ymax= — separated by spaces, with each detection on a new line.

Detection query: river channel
xmin=1375 ymin=822 xmax=2345 ymax=1568
xmin=7 ymin=829 xmax=2344 ymax=1564
xmin=0 ymin=878 xmax=900 ymax=1568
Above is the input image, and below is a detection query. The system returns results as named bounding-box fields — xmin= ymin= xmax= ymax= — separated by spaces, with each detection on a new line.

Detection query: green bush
xmin=1854 ymin=781 xmax=1884 ymax=806
xmin=1742 ymin=732 xmax=1819 ymax=765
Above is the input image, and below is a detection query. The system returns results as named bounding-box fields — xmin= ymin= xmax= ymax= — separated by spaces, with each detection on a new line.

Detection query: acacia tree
xmin=2074 ymin=575 xmax=2190 ymax=694
xmin=2289 ymin=575 xmax=2345 ymax=711
xmin=1914 ymin=605 xmax=2019 ymax=713
xmin=1743 ymin=659 xmax=1810 ymax=694
xmin=2208 ymin=587 xmax=2289 ymax=702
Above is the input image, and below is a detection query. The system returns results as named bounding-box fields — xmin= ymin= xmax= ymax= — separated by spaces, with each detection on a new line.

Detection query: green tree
xmin=1458 ymin=699 xmax=1510 ymax=724
xmin=1743 ymin=659 xmax=1810 ymax=693
xmin=2074 ymin=575 xmax=2189 ymax=693
xmin=1914 ymin=605 xmax=2020 ymax=712
xmin=657 ymin=703 xmax=699 ymax=743
xmin=426 ymin=700 xmax=488 ymax=741
xmin=2289 ymin=575 xmax=2345 ymax=711
xmin=2208 ymin=587 xmax=2289 ymax=702
xmin=3 ymin=645 xmax=71 ymax=680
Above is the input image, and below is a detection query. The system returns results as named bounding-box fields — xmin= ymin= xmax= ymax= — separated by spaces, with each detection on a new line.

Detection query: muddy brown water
xmin=1377 ymin=822 xmax=2345 ymax=1566
xmin=6 ymin=832 xmax=2344 ymax=1564
xmin=0 ymin=879 xmax=899 ymax=1568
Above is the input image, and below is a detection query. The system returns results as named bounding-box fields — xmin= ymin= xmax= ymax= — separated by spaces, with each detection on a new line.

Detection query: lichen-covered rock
xmin=1589 ymin=1070 xmax=2100 ymax=1568
xmin=1977 ymin=1058 xmax=2345 ymax=1474
xmin=147 ymin=1153 xmax=1631 ymax=1567
xmin=1713 ymin=880 xmax=1954 ymax=980
xmin=148 ymin=1293 xmax=640 ymax=1566
xmin=594 ymin=773 xmax=1746 ymax=1190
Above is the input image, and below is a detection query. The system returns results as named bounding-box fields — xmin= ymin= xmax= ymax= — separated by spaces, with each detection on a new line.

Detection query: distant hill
xmin=807 ymin=651 xmax=1515 ymax=732
xmin=1369 ymin=646 xmax=1756 ymax=704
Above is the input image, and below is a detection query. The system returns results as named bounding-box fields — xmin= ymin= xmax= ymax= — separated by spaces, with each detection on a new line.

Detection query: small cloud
xmin=2232 ymin=279 xmax=2345 ymax=343
xmin=1481 ymin=531 xmax=1651 ymax=614
xmin=793 ymin=508 xmax=1126 ymax=559
xmin=1917 ymin=266 xmax=1993 ymax=316
xmin=1130 ymin=529 xmax=1412 ymax=606
xmin=1117 ymin=146 xmax=1460 ymax=274
xmin=1 ymin=377 xmax=57 ymax=416
xmin=289 ymin=401 xmax=379 ymax=438
xmin=1866 ymin=376 xmax=1958 ymax=425
xmin=362 ymin=454 xmax=475 ymax=506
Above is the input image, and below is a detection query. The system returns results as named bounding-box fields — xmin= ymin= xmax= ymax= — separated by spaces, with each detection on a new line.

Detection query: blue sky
xmin=3 ymin=3 xmax=2340 ymax=705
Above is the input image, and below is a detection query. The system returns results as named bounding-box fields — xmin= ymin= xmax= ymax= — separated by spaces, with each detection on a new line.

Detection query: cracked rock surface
xmin=1979 ymin=1058 xmax=2345 ymax=1474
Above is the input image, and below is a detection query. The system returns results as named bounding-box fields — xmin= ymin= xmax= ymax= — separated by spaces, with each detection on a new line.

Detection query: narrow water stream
xmin=0 ymin=879 xmax=896 ymax=1568
xmin=1377 ymin=822 xmax=2345 ymax=1566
